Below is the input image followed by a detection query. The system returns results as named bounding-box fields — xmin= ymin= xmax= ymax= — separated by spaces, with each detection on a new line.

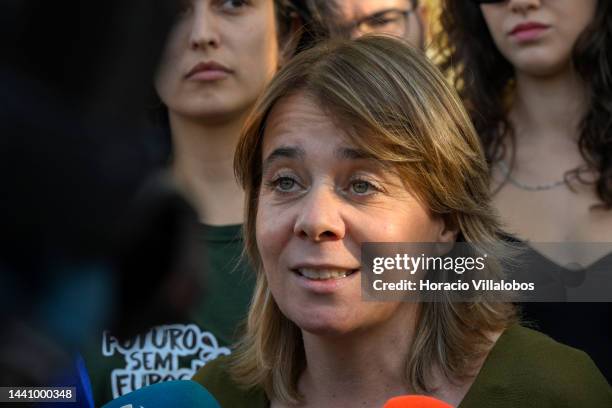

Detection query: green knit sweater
xmin=193 ymin=325 xmax=611 ymax=407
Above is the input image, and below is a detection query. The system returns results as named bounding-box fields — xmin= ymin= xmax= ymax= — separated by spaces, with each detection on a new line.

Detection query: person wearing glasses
xmin=193 ymin=36 xmax=610 ymax=408
xmin=437 ymin=0 xmax=612 ymax=383
xmin=332 ymin=0 xmax=427 ymax=48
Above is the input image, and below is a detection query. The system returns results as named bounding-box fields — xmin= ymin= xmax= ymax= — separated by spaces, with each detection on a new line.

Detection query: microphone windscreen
xmin=101 ymin=380 xmax=220 ymax=408
xmin=383 ymin=395 xmax=452 ymax=408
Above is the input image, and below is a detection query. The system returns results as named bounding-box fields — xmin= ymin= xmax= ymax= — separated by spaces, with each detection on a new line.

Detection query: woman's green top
xmin=193 ymin=325 xmax=611 ymax=407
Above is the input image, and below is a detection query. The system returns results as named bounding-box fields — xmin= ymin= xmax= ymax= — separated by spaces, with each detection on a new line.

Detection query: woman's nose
xmin=293 ymin=186 xmax=346 ymax=242
xmin=189 ymin=2 xmax=221 ymax=50
xmin=507 ymin=0 xmax=542 ymax=15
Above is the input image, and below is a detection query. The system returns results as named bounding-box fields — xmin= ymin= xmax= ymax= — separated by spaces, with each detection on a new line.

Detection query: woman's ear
xmin=439 ymin=218 xmax=459 ymax=243
xmin=435 ymin=214 xmax=459 ymax=255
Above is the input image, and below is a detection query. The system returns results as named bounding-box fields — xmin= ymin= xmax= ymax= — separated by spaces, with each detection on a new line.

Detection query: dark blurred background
xmin=0 ymin=0 xmax=204 ymax=394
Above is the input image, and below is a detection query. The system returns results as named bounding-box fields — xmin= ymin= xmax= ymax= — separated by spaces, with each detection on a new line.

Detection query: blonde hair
xmin=232 ymin=35 xmax=516 ymax=404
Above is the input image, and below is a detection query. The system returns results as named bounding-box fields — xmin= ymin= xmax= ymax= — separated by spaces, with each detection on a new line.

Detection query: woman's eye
xmin=273 ymin=176 xmax=299 ymax=193
xmin=370 ymin=17 xmax=394 ymax=28
xmin=278 ymin=178 xmax=295 ymax=190
xmin=220 ymin=0 xmax=248 ymax=10
xmin=350 ymin=180 xmax=377 ymax=195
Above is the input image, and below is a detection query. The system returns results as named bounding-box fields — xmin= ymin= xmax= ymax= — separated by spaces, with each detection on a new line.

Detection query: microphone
xmin=101 ymin=380 xmax=220 ymax=408
xmin=383 ymin=395 xmax=452 ymax=408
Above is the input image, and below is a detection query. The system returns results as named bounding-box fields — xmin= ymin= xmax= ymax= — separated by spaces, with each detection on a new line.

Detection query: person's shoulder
xmin=192 ymin=356 xmax=268 ymax=408
xmin=192 ymin=356 xmax=233 ymax=392
xmin=476 ymin=325 xmax=611 ymax=406
xmin=500 ymin=324 xmax=604 ymax=373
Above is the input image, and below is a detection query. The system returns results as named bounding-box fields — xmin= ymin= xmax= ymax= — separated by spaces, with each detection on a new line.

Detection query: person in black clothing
xmin=436 ymin=0 xmax=612 ymax=382
xmin=0 ymin=1 xmax=202 ymax=405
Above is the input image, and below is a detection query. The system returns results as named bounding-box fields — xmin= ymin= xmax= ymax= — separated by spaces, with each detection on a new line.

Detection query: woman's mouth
xmin=185 ymin=61 xmax=233 ymax=81
xmin=295 ymin=268 xmax=358 ymax=280
xmin=509 ymin=22 xmax=550 ymax=43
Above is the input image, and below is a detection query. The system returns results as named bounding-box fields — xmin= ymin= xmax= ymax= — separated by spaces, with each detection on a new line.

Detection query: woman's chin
xmin=512 ymin=53 xmax=570 ymax=78
xmin=291 ymin=313 xmax=356 ymax=337
xmin=300 ymin=324 xmax=353 ymax=337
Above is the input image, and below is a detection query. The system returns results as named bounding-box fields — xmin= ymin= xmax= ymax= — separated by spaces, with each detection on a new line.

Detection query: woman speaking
xmin=193 ymin=36 xmax=610 ymax=407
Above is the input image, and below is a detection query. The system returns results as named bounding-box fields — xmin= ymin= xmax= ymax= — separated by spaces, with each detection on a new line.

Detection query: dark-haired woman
xmin=437 ymin=0 xmax=612 ymax=382
xmin=87 ymin=1 xmax=322 ymax=405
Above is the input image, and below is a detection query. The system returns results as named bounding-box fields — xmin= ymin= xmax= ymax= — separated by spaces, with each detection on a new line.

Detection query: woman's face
xmin=256 ymin=92 xmax=453 ymax=336
xmin=480 ymin=0 xmax=596 ymax=76
xmin=155 ymin=0 xmax=280 ymax=121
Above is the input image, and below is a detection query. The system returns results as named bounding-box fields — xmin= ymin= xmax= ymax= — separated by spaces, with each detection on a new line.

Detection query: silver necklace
xmin=497 ymin=161 xmax=566 ymax=191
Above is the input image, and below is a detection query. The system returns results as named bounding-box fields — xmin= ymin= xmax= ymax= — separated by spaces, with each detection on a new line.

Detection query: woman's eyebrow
xmin=336 ymin=147 xmax=395 ymax=172
xmin=335 ymin=147 xmax=374 ymax=160
xmin=262 ymin=146 xmax=305 ymax=172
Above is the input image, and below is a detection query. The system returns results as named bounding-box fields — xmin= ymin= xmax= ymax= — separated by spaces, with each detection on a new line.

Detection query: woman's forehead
xmin=260 ymin=92 xmax=407 ymax=168
xmin=262 ymin=93 xmax=347 ymax=147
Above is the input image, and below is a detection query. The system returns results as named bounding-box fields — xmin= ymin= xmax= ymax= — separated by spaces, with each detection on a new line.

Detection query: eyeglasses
xmin=344 ymin=8 xmax=413 ymax=37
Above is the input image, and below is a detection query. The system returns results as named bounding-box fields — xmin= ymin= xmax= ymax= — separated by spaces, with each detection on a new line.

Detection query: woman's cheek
xmin=256 ymin=204 xmax=291 ymax=255
xmin=235 ymin=9 xmax=280 ymax=90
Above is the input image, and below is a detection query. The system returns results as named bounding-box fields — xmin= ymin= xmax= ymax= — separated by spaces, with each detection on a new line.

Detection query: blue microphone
xmin=101 ymin=380 xmax=221 ymax=408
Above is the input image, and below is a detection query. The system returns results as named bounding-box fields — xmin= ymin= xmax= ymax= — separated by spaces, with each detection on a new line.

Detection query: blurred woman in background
xmin=157 ymin=0 xmax=298 ymax=226
xmin=86 ymin=1 xmax=330 ymax=405
xmin=437 ymin=0 xmax=612 ymax=381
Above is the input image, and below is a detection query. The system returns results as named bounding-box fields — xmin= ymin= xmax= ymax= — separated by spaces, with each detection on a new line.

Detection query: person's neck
xmin=511 ymin=66 xmax=587 ymax=146
xmin=298 ymin=305 xmax=418 ymax=407
xmin=506 ymin=67 xmax=588 ymax=173
xmin=170 ymin=111 xmax=246 ymax=226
